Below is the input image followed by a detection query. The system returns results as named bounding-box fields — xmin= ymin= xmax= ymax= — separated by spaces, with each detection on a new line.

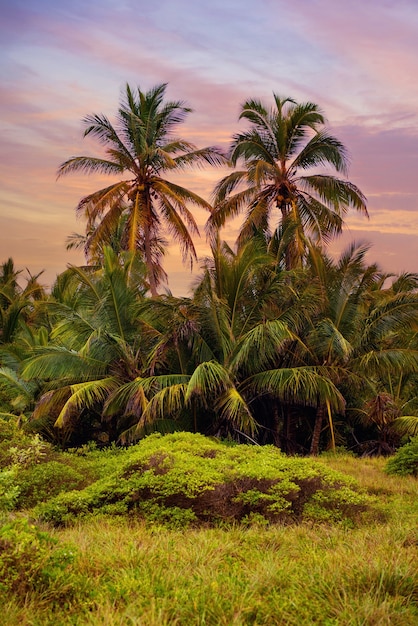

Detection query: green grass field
xmin=1 ymin=451 xmax=417 ymax=625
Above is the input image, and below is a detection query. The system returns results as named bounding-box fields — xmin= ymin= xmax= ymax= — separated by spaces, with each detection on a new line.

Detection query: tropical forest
xmin=1 ymin=84 xmax=417 ymax=625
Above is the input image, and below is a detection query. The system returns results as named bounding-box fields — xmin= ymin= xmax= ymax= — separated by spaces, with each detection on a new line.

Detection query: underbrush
xmin=0 ymin=515 xmax=91 ymax=609
xmin=0 ymin=428 xmax=417 ymax=624
xmin=385 ymin=436 xmax=418 ymax=477
xmin=1 ymin=514 xmax=417 ymax=625
xmin=33 ymin=432 xmax=370 ymax=528
xmin=0 ymin=421 xmax=126 ymax=512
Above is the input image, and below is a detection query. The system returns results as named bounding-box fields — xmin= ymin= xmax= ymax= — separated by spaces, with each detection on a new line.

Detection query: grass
xmin=1 ymin=454 xmax=417 ymax=625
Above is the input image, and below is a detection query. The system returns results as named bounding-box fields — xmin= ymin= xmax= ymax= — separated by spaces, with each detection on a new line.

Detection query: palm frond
xmin=357 ymin=349 xmax=418 ymax=377
xmin=139 ymin=383 xmax=188 ymax=424
xmin=57 ymin=156 xmax=124 ymax=179
xmin=185 ymin=361 xmax=231 ymax=404
xmin=173 ymin=146 xmax=228 ymax=169
xmin=391 ymin=415 xmax=418 ymax=437
xmin=103 ymin=377 xmax=149 ymax=417
xmin=216 ymin=387 xmax=258 ymax=435
xmin=292 ymin=131 xmax=349 ymax=174
xmin=307 ymin=318 xmax=353 ymax=364
xmin=76 ymin=182 xmax=129 ymax=221
xmin=247 ymin=366 xmax=345 ymax=411
xmin=21 ymin=347 xmax=107 ymax=382
xmin=55 ymin=377 xmax=119 ymax=427
xmin=231 ymin=320 xmax=293 ymax=373
xmin=300 ymin=175 xmax=368 ymax=215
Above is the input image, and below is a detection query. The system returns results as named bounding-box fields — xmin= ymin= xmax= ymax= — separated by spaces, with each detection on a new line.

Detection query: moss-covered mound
xmin=35 ymin=432 xmax=369 ymax=527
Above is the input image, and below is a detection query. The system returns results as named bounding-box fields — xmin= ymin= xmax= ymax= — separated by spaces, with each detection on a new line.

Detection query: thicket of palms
xmin=1 ymin=86 xmax=417 ymax=454
xmin=16 ymin=249 xmax=153 ymax=444
xmin=292 ymin=244 xmax=418 ymax=453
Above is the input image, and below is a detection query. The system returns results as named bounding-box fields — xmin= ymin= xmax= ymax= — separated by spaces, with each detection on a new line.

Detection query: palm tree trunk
xmin=310 ymin=404 xmax=325 ymax=455
xmin=144 ymin=240 xmax=158 ymax=297
xmin=143 ymin=217 xmax=159 ymax=298
xmin=272 ymin=401 xmax=281 ymax=448
xmin=280 ymin=204 xmax=297 ymax=271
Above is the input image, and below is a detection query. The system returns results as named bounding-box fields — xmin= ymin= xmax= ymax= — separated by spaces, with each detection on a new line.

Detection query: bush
xmin=0 ymin=420 xmax=99 ymax=511
xmin=0 ymin=517 xmax=82 ymax=604
xmin=385 ymin=437 xmax=418 ymax=477
xmin=0 ymin=467 xmax=20 ymax=512
xmin=0 ymin=421 xmax=58 ymax=470
xmin=15 ymin=461 xmax=89 ymax=508
xmin=0 ymin=419 xmax=33 ymax=468
xmin=36 ymin=432 xmax=370 ymax=528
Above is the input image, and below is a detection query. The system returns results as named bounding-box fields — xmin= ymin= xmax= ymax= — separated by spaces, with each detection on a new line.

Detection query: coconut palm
xmin=298 ymin=244 xmax=418 ymax=453
xmin=0 ymin=259 xmax=47 ymax=345
xmin=349 ymin=272 xmax=418 ymax=453
xmin=20 ymin=247 xmax=154 ymax=444
xmin=58 ymin=83 xmax=227 ymax=295
xmin=208 ymin=95 xmax=368 ymax=269
xmin=104 ymin=239 xmax=345 ymax=445
xmin=0 ymin=260 xmax=49 ymax=423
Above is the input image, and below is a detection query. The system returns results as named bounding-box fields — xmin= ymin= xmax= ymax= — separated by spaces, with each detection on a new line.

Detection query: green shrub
xmin=0 ymin=419 xmax=32 ymax=468
xmin=36 ymin=432 xmax=370 ymax=528
xmin=9 ymin=433 xmax=48 ymax=467
xmin=0 ymin=517 xmax=82 ymax=604
xmin=385 ymin=437 xmax=418 ymax=477
xmin=15 ymin=461 xmax=88 ymax=508
xmin=0 ymin=467 xmax=20 ymax=512
xmin=0 ymin=420 xmax=99 ymax=511
xmin=0 ymin=422 xmax=59 ymax=471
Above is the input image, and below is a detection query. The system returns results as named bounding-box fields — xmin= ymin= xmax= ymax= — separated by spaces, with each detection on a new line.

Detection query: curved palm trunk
xmin=310 ymin=404 xmax=325 ymax=455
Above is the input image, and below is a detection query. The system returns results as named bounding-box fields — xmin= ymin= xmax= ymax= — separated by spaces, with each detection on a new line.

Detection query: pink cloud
xmin=1 ymin=0 xmax=417 ymax=293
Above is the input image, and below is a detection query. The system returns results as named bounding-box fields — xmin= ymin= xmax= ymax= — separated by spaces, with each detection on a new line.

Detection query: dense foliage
xmin=32 ymin=432 xmax=370 ymax=528
xmin=1 ymin=81 xmax=417 ymax=626
xmin=386 ymin=436 xmax=418 ymax=476
xmin=1 ymin=84 xmax=418 ymax=455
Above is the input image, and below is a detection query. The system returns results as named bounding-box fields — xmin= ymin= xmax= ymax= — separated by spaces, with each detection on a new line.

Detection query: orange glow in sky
xmin=1 ymin=0 xmax=418 ymax=294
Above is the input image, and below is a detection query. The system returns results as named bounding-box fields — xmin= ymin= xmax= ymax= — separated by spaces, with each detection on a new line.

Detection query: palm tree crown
xmin=209 ymin=95 xmax=368 ymax=269
xmin=58 ymin=83 xmax=226 ymax=295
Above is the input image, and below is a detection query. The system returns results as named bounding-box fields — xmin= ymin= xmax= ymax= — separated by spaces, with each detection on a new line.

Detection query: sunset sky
xmin=1 ymin=0 xmax=418 ymax=294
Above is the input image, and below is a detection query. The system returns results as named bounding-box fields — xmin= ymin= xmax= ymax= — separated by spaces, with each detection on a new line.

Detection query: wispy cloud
xmin=1 ymin=0 xmax=417 ymax=291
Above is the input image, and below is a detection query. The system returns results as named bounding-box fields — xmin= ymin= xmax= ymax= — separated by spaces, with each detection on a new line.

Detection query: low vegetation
xmin=34 ymin=432 xmax=370 ymax=527
xmin=386 ymin=436 xmax=418 ymax=477
xmin=0 ymin=429 xmax=417 ymax=624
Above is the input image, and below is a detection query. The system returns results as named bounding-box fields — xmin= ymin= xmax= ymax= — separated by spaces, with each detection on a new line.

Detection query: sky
xmin=1 ymin=0 xmax=418 ymax=295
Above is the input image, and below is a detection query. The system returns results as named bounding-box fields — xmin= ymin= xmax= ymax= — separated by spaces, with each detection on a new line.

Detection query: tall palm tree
xmin=208 ymin=95 xmax=368 ymax=269
xmin=58 ymin=83 xmax=227 ymax=295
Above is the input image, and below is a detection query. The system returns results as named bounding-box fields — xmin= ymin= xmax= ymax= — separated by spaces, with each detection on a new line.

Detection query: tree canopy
xmin=1 ymin=84 xmax=417 ymax=456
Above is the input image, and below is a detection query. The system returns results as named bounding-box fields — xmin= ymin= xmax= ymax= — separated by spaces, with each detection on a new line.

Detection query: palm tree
xmin=20 ymin=247 xmax=153 ymax=444
xmin=104 ymin=239 xmax=345 ymax=445
xmin=208 ymin=95 xmax=368 ymax=269
xmin=58 ymin=83 xmax=227 ymax=296
xmin=0 ymin=259 xmax=47 ymax=345
xmin=349 ymin=271 xmax=418 ymax=453
xmin=299 ymin=244 xmax=418 ymax=453
xmin=0 ymin=259 xmax=49 ymax=424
